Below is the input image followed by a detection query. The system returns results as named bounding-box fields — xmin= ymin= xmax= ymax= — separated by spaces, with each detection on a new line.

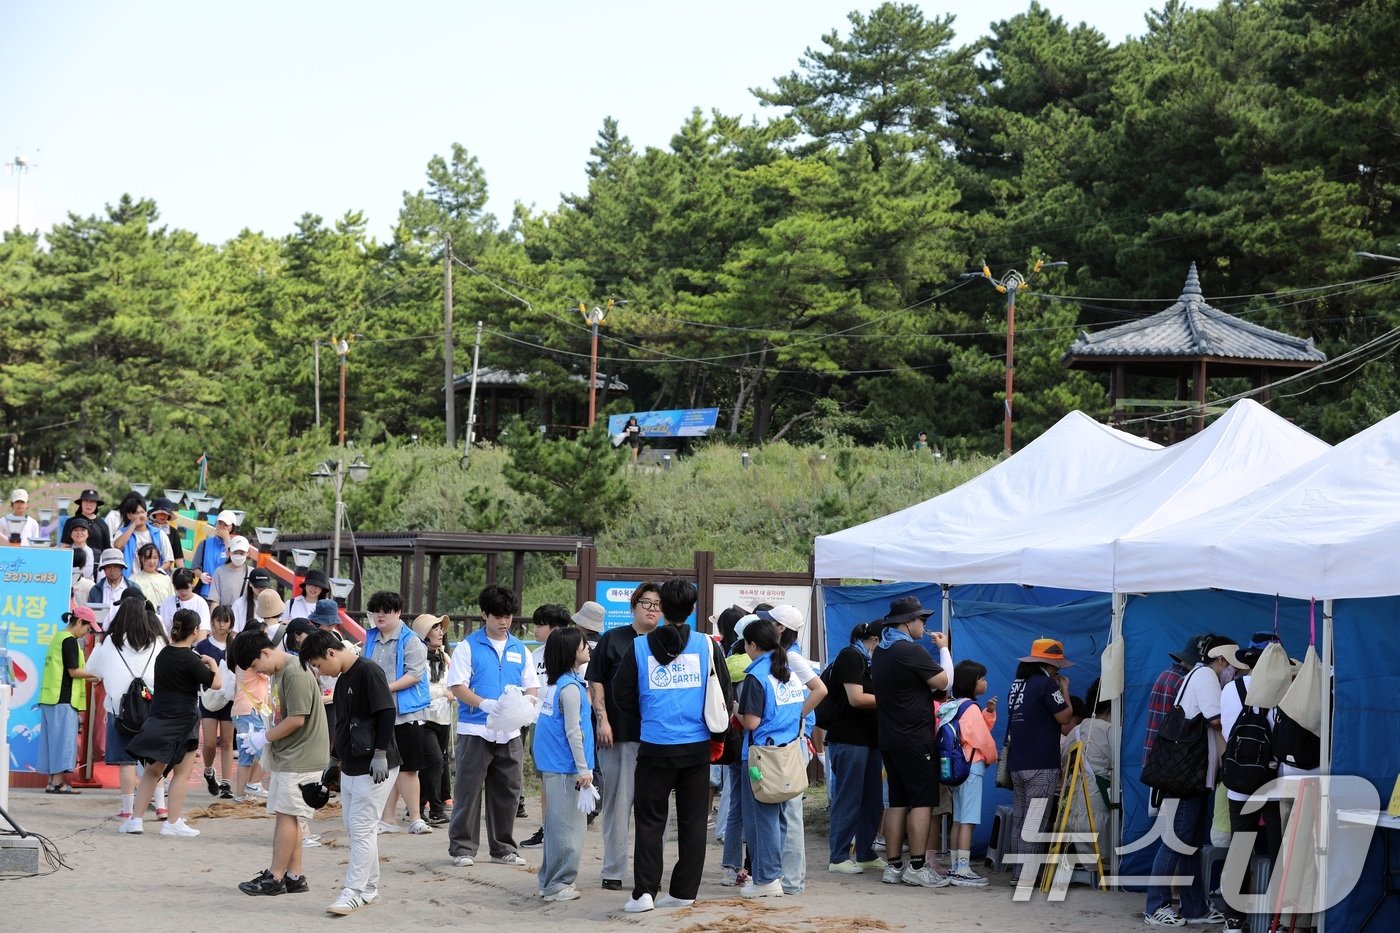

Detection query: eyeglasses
xmin=636 ymin=600 xmax=661 ymax=611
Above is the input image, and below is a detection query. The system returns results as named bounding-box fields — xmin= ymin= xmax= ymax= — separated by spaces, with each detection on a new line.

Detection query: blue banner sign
xmin=594 ymin=580 xmax=696 ymax=632
xmin=1 ymin=547 xmax=74 ymax=773
xmin=608 ymin=408 xmax=719 ymax=438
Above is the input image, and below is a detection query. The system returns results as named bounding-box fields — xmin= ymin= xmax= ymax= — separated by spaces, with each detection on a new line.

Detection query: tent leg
xmin=941 ymin=584 xmax=951 ymax=637
xmin=1316 ymin=599 xmax=1333 ymax=933
xmin=1108 ymin=592 xmax=1125 ymax=889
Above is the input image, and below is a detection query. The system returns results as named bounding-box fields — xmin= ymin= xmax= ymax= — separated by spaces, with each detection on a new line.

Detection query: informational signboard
xmin=607 ymin=408 xmax=719 ymax=438
xmin=0 ymin=547 xmax=73 ymax=773
xmin=594 ymin=580 xmax=697 ymax=632
xmin=713 ymin=583 xmax=816 ymax=655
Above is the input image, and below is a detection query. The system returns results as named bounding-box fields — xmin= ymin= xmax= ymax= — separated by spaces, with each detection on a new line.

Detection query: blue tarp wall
xmin=822 ymin=582 xmax=1108 ymax=853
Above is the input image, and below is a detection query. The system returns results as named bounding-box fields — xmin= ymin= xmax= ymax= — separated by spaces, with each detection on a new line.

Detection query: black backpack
xmin=1272 ymin=707 xmax=1321 ymax=771
xmin=1221 ymin=678 xmax=1277 ymax=794
xmin=115 ymin=649 xmax=155 ymax=736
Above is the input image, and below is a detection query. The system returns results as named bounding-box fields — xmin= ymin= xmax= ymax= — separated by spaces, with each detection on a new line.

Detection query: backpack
xmin=812 ymin=654 xmax=847 ymax=730
xmin=115 ymin=648 xmax=155 ymax=737
xmin=1271 ymin=707 xmax=1321 ymax=771
xmin=1221 ymin=678 xmax=1277 ymax=794
xmin=937 ymin=699 xmax=975 ymax=786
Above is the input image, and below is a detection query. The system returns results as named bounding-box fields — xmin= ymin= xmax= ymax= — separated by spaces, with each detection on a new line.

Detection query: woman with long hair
xmin=129 ymin=543 xmax=175 ymax=606
xmin=87 ymin=597 xmax=167 ymax=821
xmin=121 ymin=607 xmax=220 ymax=836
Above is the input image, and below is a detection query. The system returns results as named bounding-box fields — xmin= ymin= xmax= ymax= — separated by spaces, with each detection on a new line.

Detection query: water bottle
xmin=748 ymin=765 xmax=762 ymax=782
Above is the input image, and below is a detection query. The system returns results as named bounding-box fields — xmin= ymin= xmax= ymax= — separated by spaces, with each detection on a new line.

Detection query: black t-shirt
xmin=869 ymin=638 xmax=942 ymax=749
xmin=585 ymin=625 xmax=642 ymax=743
xmin=825 ymin=646 xmax=878 ymax=748
xmin=332 ymin=657 xmax=402 ymax=776
xmin=1007 ymin=672 xmax=1069 ymax=772
xmin=57 ymin=636 xmax=81 ymax=705
xmin=149 ymin=646 xmax=215 ymax=715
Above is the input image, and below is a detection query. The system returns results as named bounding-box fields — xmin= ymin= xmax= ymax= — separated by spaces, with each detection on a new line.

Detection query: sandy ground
xmin=3 ymin=783 xmax=1153 ymax=932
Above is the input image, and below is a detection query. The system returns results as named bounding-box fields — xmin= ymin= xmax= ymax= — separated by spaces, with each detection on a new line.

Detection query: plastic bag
xmin=199 ymin=659 xmax=234 ymax=712
xmin=486 ymin=683 xmax=541 ymax=733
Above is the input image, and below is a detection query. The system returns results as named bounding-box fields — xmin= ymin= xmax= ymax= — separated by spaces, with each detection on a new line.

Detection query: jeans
xmin=721 ymin=760 xmax=746 ymax=869
xmin=233 ymin=713 xmax=263 ymax=767
xmin=341 ymin=768 xmax=398 ymax=899
xmin=1145 ymin=792 xmax=1214 ymax=918
xmin=739 ymin=762 xmax=783 ymax=886
xmin=714 ymin=763 xmax=732 ymax=841
xmin=777 ymin=742 xmax=811 ymax=893
xmin=597 ymin=740 xmax=639 ymax=882
xmin=538 ymin=772 xmax=587 ymax=895
xmin=827 ymin=742 xmax=884 ymax=864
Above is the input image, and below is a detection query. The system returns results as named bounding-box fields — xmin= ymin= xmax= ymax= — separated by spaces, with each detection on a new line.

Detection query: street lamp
xmin=130 ymin=482 xmax=151 ymax=498
xmin=963 ymin=258 xmax=1068 ymax=454
xmin=254 ymin=527 xmax=279 ymax=548
xmin=577 ymin=299 xmax=624 ymax=427
xmin=164 ymin=488 xmax=186 ymax=505
xmin=291 ymin=549 xmax=317 ymax=572
xmin=311 ymin=456 xmax=372 ymax=579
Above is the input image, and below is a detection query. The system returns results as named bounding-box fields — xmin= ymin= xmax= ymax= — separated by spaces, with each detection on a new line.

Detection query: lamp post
xmin=578 ymin=299 xmax=624 ymax=427
xmin=963 ymin=258 xmax=1068 ymax=454
xmin=311 ymin=455 xmax=371 ymax=579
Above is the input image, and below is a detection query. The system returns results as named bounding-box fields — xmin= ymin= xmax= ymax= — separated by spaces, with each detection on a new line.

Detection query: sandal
xmin=52 ymin=785 xmax=81 ymax=795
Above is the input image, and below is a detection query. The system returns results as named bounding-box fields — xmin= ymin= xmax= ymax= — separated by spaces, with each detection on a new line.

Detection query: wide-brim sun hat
xmin=571 ymin=601 xmax=605 ymax=634
xmin=881 ymin=595 xmax=934 ymax=626
xmin=1019 ymin=637 xmax=1074 ymax=668
xmin=411 ymin=613 xmax=449 ymax=641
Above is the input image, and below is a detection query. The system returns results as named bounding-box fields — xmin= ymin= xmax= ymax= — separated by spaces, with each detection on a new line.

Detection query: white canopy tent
xmin=813 ymin=411 xmax=1161 ymax=581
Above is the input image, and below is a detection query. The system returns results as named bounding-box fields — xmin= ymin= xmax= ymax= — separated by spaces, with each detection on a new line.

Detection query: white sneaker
xmin=327 ymin=890 xmax=376 ymax=915
xmin=160 ymin=818 xmax=200 ymax=838
xmin=828 ymin=860 xmax=864 ymax=874
xmin=244 ymin=783 xmax=268 ymax=798
xmin=408 ymin=819 xmax=433 ymax=835
xmin=1145 ymin=906 xmax=1186 ymax=927
xmin=655 ymin=894 xmax=694 ymax=908
xmin=719 ymin=867 xmax=740 ymax=886
xmin=543 ymin=884 xmax=580 ymax=902
xmin=376 ymin=821 xmax=402 ymax=834
xmin=623 ymin=893 xmax=654 ymax=913
xmin=740 ymin=879 xmax=784 ymax=898
xmin=948 ymin=868 xmax=989 ymax=887
xmin=901 ymin=864 xmax=949 ymax=888
xmin=491 ymin=852 xmax=526 ymax=865
xmin=881 ymin=863 xmax=903 ymax=884
xmin=118 ymin=817 xmax=143 ymax=834
xmin=302 ymin=836 xmax=322 ymax=848
xmin=452 ymin=855 xmax=475 ymax=867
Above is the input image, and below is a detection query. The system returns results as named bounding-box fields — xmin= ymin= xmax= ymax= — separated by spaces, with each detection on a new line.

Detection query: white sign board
xmin=712 ymin=583 xmax=816 ymax=656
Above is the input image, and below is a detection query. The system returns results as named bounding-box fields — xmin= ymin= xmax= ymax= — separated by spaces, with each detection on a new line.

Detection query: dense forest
xmin=2 ymin=1 xmax=1397 ymax=536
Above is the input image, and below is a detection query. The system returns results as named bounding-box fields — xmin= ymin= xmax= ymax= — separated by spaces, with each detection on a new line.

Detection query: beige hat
xmin=9 ymin=488 xmax=27 ymax=503
xmin=411 ymin=613 xmax=448 ymax=641
xmin=1207 ymin=643 xmax=1249 ymax=670
xmin=255 ymin=588 xmax=285 ymax=619
xmin=571 ymin=601 xmax=605 ymax=634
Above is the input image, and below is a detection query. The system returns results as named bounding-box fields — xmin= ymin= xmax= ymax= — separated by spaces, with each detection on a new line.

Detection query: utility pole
xmin=4 ymin=154 xmax=36 ymax=227
xmin=335 ymin=336 xmax=352 ymax=448
xmin=444 ymin=235 xmax=456 ymax=447
xmin=578 ymin=298 xmax=623 ymax=427
xmin=963 ymin=259 xmax=1067 ymax=454
xmin=461 ymin=321 xmax=484 ymax=470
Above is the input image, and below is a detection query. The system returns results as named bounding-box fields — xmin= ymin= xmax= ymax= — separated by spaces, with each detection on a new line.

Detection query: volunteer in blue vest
xmin=611 ymin=579 xmax=732 ymax=914
xmin=38 ymin=606 xmax=101 ymax=793
xmin=766 ymin=604 xmax=826 ymax=894
xmin=362 ymin=590 xmax=433 ymax=836
xmin=532 ymin=626 xmax=595 ymax=901
xmin=192 ymin=509 xmax=240 ymax=598
xmin=445 ymin=584 xmax=539 ymax=867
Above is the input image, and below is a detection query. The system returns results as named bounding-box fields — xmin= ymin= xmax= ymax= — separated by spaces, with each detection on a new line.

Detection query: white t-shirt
xmin=159 ymin=592 xmax=212 ymax=634
xmin=445 ymin=635 xmax=540 ymax=742
xmin=1176 ymin=663 xmax=1224 ymax=790
xmin=1219 ymin=673 xmax=1282 ymax=801
xmin=87 ymin=636 xmax=165 ymax=715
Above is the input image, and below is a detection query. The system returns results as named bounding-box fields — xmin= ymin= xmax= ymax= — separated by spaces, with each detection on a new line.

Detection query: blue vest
xmin=457 ymin=629 xmax=529 ymax=726
xmin=635 ymin=628 xmax=710 ymax=746
xmin=742 ymin=653 xmax=805 ymax=762
xmin=363 ymin=624 xmax=430 ymax=717
xmin=532 ymin=673 xmax=595 ymax=774
xmin=197 ymin=534 xmax=228 ymax=596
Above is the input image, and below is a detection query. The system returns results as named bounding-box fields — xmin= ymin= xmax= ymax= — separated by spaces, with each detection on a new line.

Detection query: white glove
xmin=240 ymin=730 xmax=269 ymax=756
xmin=478 ymin=698 xmax=500 ymax=716
xmin=576 ymin=783 xmax=601 ymax=814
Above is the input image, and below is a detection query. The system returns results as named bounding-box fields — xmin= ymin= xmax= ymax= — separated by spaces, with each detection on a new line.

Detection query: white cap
xmin=217 ymin=509 xmax=240 ymax=526
xmin=228 ymin=535 xmax=250 ymax=553
xmin=733 ymin=613 xmax=760 ymax=643
xmin=9 ymin=488 xmax=28 ymax=503
xmin=756 ymin=604 xmax=805 ymax=635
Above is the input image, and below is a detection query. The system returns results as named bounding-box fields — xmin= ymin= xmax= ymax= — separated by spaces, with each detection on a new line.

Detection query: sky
xmin=2 ymin=1 xmax=1189 ymax=245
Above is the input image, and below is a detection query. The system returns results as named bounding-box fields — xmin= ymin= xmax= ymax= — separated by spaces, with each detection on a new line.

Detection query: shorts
xmin=951 ymin=760 xmax=986 ymax=825
xmin=266 ymin=769 xmax=323 ymax=820
xmin=234 ymin=713 xmax=264 ymax=767
xmin=881 ymin=743 xmax=941 ymax=809
xmin=105 ymin=714 xmax=137 ymax=766
xmin=200 ymin=699 xmax=232 ymax=722
xmin=394 ymin=721 xmax=426 ymax=772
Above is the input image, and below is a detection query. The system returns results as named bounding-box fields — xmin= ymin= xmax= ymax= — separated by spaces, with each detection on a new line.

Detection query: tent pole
xmin=941 ymin=584 xmax=951 ymax=636
xmin=1109 ymin=591 xmax=1125 ymax=889
xmin=1316 ymin=598 xmax=1333 ymax=933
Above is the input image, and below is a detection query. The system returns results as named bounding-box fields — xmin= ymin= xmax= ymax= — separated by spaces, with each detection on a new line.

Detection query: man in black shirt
xmin=299 ymin=630 xmax=400 ymax=916
xmin=584 ymin=582 xmax=661 ymax=891
xmin=869 ymin=596 xmax=949 ymax=889
xmin=825 ymin=621 xmax=884 ymax=874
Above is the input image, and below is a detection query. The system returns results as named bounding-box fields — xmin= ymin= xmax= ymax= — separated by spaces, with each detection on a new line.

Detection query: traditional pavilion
xmin=1065 ymin=263 xmax=1326 ymax=442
